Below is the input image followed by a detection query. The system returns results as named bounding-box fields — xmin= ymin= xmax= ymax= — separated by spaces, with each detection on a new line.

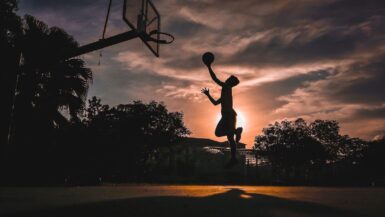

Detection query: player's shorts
xmin=215 ymin=110 xmax=237 ymax=137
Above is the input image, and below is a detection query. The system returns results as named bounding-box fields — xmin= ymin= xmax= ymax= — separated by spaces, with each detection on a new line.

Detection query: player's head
xmin=225 ymin=75 xmax=239 ymax=87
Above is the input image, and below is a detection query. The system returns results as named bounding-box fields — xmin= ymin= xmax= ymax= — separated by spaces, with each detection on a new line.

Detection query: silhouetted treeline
xmin=1 ymin=1 xmax=90 ymax=153
xmin=3 ymin=96 xmax=190 ymax=185
xmin=59 ymin=97 xmax=190 ymax=184
xmin=0 ymin=1 xmax=191 ymax=185
xmin=1 ymin=0 xmax=22 ymax=153
xmin=0 ymin=0 xmax=95 ymax=184
xmin=254 ymin=119 xmax=385 ymax=186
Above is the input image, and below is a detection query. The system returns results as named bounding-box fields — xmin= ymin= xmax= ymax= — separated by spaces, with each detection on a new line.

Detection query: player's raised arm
xmin=207 ymin=65 xmax=225 ymax=86
xmin=202 ymin=52 xmax=224 ymax=86
xmin=201 ymin=88 xmax=221 ymax=105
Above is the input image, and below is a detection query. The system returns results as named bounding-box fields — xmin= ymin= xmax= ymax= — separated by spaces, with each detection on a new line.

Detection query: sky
xmin=18 ymin=0 xmax=385 ymax=147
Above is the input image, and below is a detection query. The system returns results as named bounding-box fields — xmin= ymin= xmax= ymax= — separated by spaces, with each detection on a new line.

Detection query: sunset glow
xmin=237 ymin=111 xmax=246 ymax=129
xmin=6 ymin=2 xmax=385 ymax=215
xmin=19 ymin=0 xmax=385 ymax=147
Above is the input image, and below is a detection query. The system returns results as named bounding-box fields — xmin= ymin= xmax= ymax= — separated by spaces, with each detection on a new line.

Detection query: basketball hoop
xmin=65 ymin=0 xmax=174 ymax=59
xmin=123 ymin=0 xmax=172 ymax=57
xmin=144 ymin=30 xmax=174 ymax=44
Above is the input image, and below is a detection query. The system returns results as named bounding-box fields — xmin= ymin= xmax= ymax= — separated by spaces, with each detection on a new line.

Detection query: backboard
xmin=123 ymin=0 xmax=160 ymax=57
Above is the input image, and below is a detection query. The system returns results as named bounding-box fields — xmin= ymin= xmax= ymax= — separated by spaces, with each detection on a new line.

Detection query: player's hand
xmin=201 ymin=88 xmax=210 ymax=95
xmin=204 ymin=61 xmax=211 ymax=67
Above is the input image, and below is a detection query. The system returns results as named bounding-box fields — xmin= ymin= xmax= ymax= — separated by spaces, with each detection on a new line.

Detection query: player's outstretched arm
xmin=207 ymin=65 xmax=224 ymax=86
xmin=201 ymin=88 xmax=221 ymax=105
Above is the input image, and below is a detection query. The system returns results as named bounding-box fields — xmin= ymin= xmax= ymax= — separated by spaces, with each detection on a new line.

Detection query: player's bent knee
xmin=215 ymin=132 xmax=223 ymax=137
xmin=215 ymin=130 xmax=226 ymax=137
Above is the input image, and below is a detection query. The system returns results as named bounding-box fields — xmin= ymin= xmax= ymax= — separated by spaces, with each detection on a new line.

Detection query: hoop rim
xmin=141 ymin=30 xmax=175 ymax=44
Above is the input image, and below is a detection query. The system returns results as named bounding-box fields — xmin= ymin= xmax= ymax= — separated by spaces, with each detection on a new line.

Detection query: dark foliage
xmin=254 ymin=119 xmax=328 ymax=183
xmin=0 ymin=2 xmax=190 ymax=185
xmin=361 ymin=136 xmax=385 ymax=181
xmin=254 ymin=118 xmax=385 ymax=185
xmin=0 ymin=0 xmax=23 ymax=150
xmin=57 ymin=97 xmax=190 ymax=184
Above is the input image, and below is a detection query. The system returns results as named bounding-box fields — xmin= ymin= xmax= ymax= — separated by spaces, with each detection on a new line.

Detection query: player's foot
xmin=225 ymin=158 xmax=238 ymax=169
xmin=235 ymin=127 xmax=243 ymax=143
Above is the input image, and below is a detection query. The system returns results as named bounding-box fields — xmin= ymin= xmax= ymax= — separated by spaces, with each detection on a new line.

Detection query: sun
xmin=215 ymin=110 xmax=247 ymax=128
xmin=236 ymin=110 xmax=247 ymax=128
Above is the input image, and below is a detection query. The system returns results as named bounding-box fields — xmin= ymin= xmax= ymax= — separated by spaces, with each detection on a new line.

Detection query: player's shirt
xmin=221 ymin=84 xmax=236 ymax=115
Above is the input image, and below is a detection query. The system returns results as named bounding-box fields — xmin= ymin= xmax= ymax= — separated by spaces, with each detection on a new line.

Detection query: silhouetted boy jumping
xmin=201 ymin=52 xmax=243 ymax=168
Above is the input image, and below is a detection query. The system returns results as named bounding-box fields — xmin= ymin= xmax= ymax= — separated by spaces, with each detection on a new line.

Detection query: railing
xmin=203 ymin=146 xmax=254 ymax=154
xmin=203 ymin=146 xmax=257 ymax=165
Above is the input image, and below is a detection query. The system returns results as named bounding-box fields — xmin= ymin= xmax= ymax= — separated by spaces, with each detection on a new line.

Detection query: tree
xmin=1 ymin=14 xmax=92 ymax=184
xmin=361 ymin=136 xmax=385 ymax=181
xmin=85 ymin=96 xmax=109 ymax=122
xmin=0 ymin=0 xmax=22 ymax=147
xmin=254 ymin=119 xmax=327 ymax=183
xmin=15 ymin=15 xmax=92 ymax=144
xmin=338 ymin=135 xmax=368 ymax=164
xmin=59 ymin=98 xmax=190 ymax=183
xmin=309 ymin=120 xmax=341 ymax=161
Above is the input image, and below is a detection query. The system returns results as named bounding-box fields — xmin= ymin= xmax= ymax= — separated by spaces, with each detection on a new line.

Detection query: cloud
xmin=353 ymin=106 xmax=385 ymax=120
xmin=18 ymin=0 xmax=385 ymax=145
xmin=329 ymin=55 xmax=385 ymax=105
xmin=272 ymin=53 xmax=385 ymax=139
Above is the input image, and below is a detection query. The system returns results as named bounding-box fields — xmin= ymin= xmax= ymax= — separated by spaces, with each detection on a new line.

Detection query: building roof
xmin=175 ymin=137 xmax=246 ymax=149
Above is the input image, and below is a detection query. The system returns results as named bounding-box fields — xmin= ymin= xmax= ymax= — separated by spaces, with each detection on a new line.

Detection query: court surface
xmin=1 ymin=185 xmax=385 ymax=217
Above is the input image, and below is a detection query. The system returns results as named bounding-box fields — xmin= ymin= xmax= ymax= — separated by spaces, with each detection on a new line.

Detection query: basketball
xmin=202 ymin=52 xmax=215 ymax=65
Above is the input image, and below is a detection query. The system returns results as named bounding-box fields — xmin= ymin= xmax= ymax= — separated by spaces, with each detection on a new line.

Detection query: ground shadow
xmin=4 ymin=188 xmax=366 ymax=217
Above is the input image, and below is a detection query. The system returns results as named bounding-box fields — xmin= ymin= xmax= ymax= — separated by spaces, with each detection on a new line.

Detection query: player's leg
xmin=226 ymin=112 xmax=237 ymax=159
xmin=235 ymin=127 xmax=243 ymax=143
xmin=219 ymin=113 xmax=238 ymax=168
xmin=232 ymin=112 xmax=243 ymax=143
xmin=215 ymin=117 xmax=227 ymax=137
xmin=225 ymin=133 xmax=238 ymax=168
xmin=227 ymin=134 xmax=237 ymax=160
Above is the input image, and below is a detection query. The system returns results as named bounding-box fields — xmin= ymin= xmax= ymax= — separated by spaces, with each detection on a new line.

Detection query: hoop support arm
xmin=65 ymin=30 xmax=139 ymax=59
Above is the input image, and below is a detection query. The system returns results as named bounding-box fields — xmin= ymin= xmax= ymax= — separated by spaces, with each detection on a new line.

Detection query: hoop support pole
xmin=65 ymin=30 xmax=139 ymax=59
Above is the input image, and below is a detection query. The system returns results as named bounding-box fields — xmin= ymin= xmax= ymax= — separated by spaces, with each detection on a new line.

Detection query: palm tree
xmin=15 ymin=15 xmax=92 ymax=143
xmin=1 ymin=0 xmax=22 ymax=147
